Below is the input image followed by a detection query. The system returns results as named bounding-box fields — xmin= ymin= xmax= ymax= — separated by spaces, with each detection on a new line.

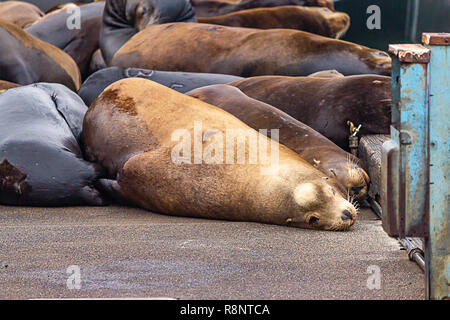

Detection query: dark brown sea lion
xmin=78 ymin=66 xmax=242 ymax=106
xmin=100 ymin=0 xmax=197 ymax=65
xmin=83 ymin=78 xmax=357 ymax=230
xmin=0 ymin=19 xmax=81 ymax=90
xmin=26 ymin=2 xmax=105 ymax=79
xmin=198 ymin=6 xmax=349 ymax=38
xmin=187 ymin=84 xmax=369 ymax=200
xmin=0 ymin=1 xmax=44 ymax=28
xmin=229 ymin=75 xmax=392 ymax=150
xmin=110 ymin=22 xmax=391 ymax=77
xmin=0 ymin=80 xmax=20 ymax=93
xmin=0 ymin=83 xmax=105 ymax=206
xmin=191 ymin=0 xmax=334 ymax=17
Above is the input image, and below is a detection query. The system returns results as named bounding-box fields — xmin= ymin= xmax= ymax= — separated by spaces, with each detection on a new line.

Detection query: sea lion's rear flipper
xmin=94 ymin=178 xmax=128 ymax=205
xmin=0 ymin=159 xmax=31 ymax=203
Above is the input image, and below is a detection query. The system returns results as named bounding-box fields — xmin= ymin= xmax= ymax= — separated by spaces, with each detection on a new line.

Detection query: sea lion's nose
xmin=351 ymin=186 xmax=363 ymax=195
xmin=341 ymin=209 xmax=353 ymax=221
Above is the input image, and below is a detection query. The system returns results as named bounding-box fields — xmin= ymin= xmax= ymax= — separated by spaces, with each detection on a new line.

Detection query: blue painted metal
xmin=422 ymin=33 xmax=450 ymax=300
xmin=383 ymin=34 xmax=449 ymax=299
xmin=384 ymin=44 xmax=430 ymax=238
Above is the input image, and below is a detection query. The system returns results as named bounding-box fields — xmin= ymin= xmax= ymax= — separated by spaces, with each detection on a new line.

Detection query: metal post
xmin=384 ymin=43 xmax=430 ymax=238
xmin=383 ymin=33 xmax=450 ymax=299
xmin=422 ymin=33 xmax=450 ymax=300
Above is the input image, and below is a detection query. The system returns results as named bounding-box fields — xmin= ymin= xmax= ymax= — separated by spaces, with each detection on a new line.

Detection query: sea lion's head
xmin=333 ymin=161 xmax=370 ymax=201
xmin=362 ymin=48 xmax=392 ymax=76
xmin=313 ymin=155 xmax=370 ymax=201
xmin=317 ymin=7 xmax=350 ymax=39
xmin=128 ymin=0 xmax=197 ymax=31
xmin=128 ymin=0 xmax=157 ymax=31
xmin=286 ymin=179 xmax=357 ymax=231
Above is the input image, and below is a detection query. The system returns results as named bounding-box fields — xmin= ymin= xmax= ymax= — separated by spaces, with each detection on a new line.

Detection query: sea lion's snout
xmin=351 ymin=186 xmax=363 ymax=195
xmin=292 ymin=181 xmax=357 ymax=231
xmin=325 ymin=11 xmax=350 ymax=39
xmin=341 ymin=209 xmax=353 ymax=221
xmin=134 ymin=1 xmax=157 ymax=31
xmin=371 ymin=51 xmax=392 ymax=75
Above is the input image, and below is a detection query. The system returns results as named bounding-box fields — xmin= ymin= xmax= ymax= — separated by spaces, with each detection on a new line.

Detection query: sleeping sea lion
xmin=83 ymin=78 xmax=358 ymax=230
xmin=100 ymin=0 xmax=197 ymax=64
xmin=78 ymin=66 xmax=242 ymax=106
xmin=198 ymin=6 xmax=349 ymax=38
xmin=26 ymin=2 xmax=105 ymax=79
xmin=229 ymin=74 xmax=392 ymax=150
xmin=0 ymin=83 xmax=105 ymax=206
xmin=191 ymin=0 xmax=334 ymax=17
xmin=110 ymin=22 xmax=391 ymax=77
xmin=0 ymin=19 xmax=81 ymax=90
xmin=187 ymin=84 xmax=369 ymax=201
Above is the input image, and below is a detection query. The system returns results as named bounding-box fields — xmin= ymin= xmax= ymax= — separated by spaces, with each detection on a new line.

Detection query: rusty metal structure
xmin=381 ymin=33 xmax=449 ymax=300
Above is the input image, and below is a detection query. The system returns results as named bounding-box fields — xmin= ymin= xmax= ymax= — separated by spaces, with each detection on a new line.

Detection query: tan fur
xmin=188 ymin=83 xmax=369 ymax=200
xmin=199 ymin=6 xmax=350 ymax=38
xmin=83 ymin=78 xmax=357 ymax=230
xmin=0 ymin=80 xmax=20 ymax=92
xmin=111 ymin=22 xmax=391 ymax=77
xmin=0 ymin=1 xmax=43 ymax=28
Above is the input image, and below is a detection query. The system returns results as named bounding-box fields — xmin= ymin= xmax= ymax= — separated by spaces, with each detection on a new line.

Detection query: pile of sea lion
xmin=0 ymin=0 xmax=392 ymax=231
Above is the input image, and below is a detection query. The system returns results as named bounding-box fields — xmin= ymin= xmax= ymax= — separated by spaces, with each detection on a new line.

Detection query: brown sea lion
xmin=100 ymin=0 xmax=197 ymax=65
xmin=187 ymin=84 xmax=369 ymax=201
xmin=198 ymin=6 xmax=349 ymax=39
xmin=0 ymin=19 xmax=81 ymax=91
xmin=229 ymin=75 xmax=392 ymax=150
xmin=191 ymin=0 xmax=334 ymax=17
xmin=0 ymin=1 xmax=44 ymax=28
xmin=83 ymin=78 xmax=357 ymax=230
xmin=110 ymin=22 xmax=391 ymax=77
xmin=0 ymin=80 xmax=20 ymax=93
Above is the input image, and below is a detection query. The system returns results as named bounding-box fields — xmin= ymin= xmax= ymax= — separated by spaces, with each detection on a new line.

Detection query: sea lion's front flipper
xmin=94 ymin=178 xmax=128 ymax=205
xmin=0 ymin=159 xmax=31 ymax=204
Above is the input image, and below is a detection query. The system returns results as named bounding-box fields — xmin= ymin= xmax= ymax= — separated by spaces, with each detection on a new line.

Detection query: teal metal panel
xmin=387 ymin=44 xmax=430 ymax=238
xmin=399 ymin=62 xmax=429 ymax=236
xmin=387 ymin=37 xmax=449 ymax=299
xmin=423 ymin=39 xmax=450 ymax=300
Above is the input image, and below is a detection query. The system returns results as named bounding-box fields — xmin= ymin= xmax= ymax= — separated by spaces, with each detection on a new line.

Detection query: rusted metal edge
xmin=388 ymin=44 xmax=430 ymax=63
xmin=422 ymin=32 xmax=450 ymax=46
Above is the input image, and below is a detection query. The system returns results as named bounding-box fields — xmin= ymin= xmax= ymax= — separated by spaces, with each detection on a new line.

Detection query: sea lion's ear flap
xmin=329 ymin=168 xmax=337 ymax=177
